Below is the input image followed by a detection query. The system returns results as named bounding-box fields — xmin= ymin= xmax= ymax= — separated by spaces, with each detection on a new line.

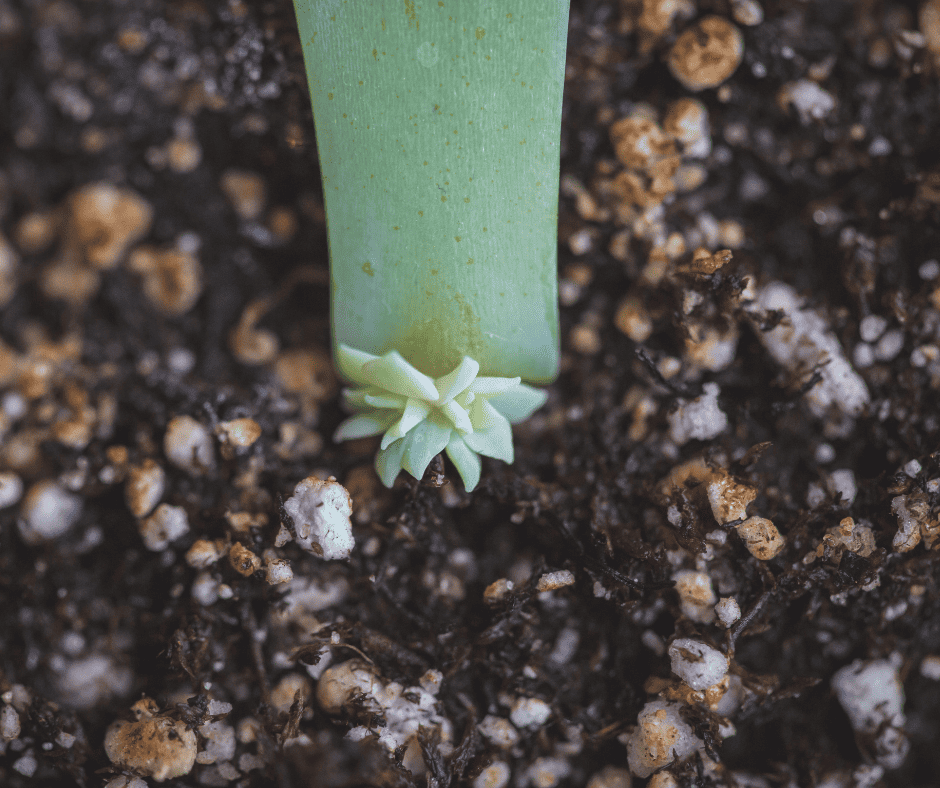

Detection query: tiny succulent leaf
xmin=401 ymin=418 xmax=453 ymax=479
xmin=375 ymin=436 xmax=410 ymax=488
xmin=381 ymin=398 xmax=432 ymax=449
xmin=362 ymin=351 xmax=439 ymax=400
xmin=364 ymin=392 xmax=407 ymax=409
xmin=333 ymin=345 xmax=547 ymax=491
xmin=463 ymin=407 xmax=514 ymax=463
xmin=470 ymin=376 xmax=522 ymax=396
xmin=335 ymin=344 xmax=378 ymax=385
xmin=333 ymin=411 xmax=398 ymax=441
xmin=488 ymin=385 xmax=549 ymax=423
xmin=436 ymin=357 xmax=480 ymax=403
xmin=445 ymin=435 xmax=482 ymax=492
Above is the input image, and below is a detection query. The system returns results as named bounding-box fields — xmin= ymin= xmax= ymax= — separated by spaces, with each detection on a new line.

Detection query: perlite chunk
xmin=625 ymin=700 xmax=704 ymax=778
xmin=283 ymin=475 xmax=354 ymax=560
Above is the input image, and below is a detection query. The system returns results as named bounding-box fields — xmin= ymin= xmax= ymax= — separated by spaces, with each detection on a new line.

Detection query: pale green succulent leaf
xmin=455 ymin=389 xmax=475 ymax=409
xmin=488 ymin=384 xmax=549 ymax=423
xmin=440 ymin=398 xmax=473 ymax=434
xmin=334 ymin=411 xmax=398 ymax=442
xmin=361 ymin=351 xmax=439 ymax=401
xmin=435 ymin=357 xmax=480 ymax=404
xmin=400 ymin=419 xmax=454 ymax=480
xmin=463 ymin=407 xmax=514 ymax=463
xmin=468 ymin=395 xmax=498 ymax=431
xmin=445 ymin=435 xmax=482 ymax=492
xmin=365 ymin=392 xmax=408 ymax=410
xmin=375 ymin=436 xmax=409 ymax=488
xmin=469 ymin=376 xmax=522 ymax=396
xmin=336 ymin=344 xmax=380 ymax=386
xmin=341 ymin=388 xmax=373 ymax=410
xmin=380 ymin=397 xmax=432 ymax=450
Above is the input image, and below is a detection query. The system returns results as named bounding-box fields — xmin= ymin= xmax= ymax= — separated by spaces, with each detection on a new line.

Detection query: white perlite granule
xmin=1 ymin=704 xmax=20 ymax=740
xmin=283 ymin=476 xmax=354 ymax=560
xmin=510 ymin=697 xmax=552 ymax=729
xmin=715 ymin=597 xmax=741 ymax=628
xmin=18 ymin=481 xmax=83 ymax=544
xmin=163 ymin=415 xmax=215 ymax=475
xmin=668 ymin=382 xmax=728 ymax=445
xmin=138 ymin=503 xmax=189 ymax=551
xmin=625 ymin=700 xmax=704 ymax=778
xmin=668 ymin=638 xmax=730 ymax=690
xmin=832 ymin=658 xmax=909 ymax=770
xmin=0 ymin=472 xmax=24 ymax=509
xmin=751 ymin=282 xmax=870 ymax=424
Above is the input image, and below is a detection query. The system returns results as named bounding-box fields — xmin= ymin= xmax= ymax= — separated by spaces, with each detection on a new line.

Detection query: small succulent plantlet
xmin=292 ymin=1 xmax=569 ymax=490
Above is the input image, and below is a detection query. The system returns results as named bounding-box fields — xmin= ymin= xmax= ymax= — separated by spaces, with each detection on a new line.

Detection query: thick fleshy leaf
xmin=435 ymin=357 xmax=480 ymax=404
xmin=375 ymin=436 xmax=409 ymax=488
xmin=488 ymin=384 xmax=548 ymax=423
xmin=468 ymin=396 xmax=501 ymax=431
xmin=333 ymin=411 xmax=398 ymax=441
xmin=361 ymin=351 xmax=439 ymax=400
xmin=439 ymin=399 xmax=473 ymax=434
xmin=380 ymin=398 xmax=431 ymax=450
xmin=400 ymin=419 xmax=453 ymax=480
xmin=445 ymin=434 xmax=481 ymax=492
xmin=469 ymin=376 xmax=521 ymax=396
xmin=463 ymin=407 xmax=513 ymax=463
xmin=454 ymin=388 xmax=475 ymax=409
xmin=336 ymin=344 xmax=380 ymax=385
xmin=341 ymin=388 xmax=373 ymax=410
xmin=364 ymin=392 xmax=407 ymax=410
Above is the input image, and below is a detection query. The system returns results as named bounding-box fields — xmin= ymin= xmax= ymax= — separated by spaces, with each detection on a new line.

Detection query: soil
xmin=1 ymin=0 xmax=940 ymax=787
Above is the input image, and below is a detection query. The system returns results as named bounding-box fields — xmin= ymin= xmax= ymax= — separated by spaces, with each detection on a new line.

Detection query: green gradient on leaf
xmin=292 ymin=0 xmax=567 ymax=382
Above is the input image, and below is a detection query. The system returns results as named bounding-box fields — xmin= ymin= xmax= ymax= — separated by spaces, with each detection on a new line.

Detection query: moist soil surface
xmin=1 ymin=1 xmax=940 ymax=786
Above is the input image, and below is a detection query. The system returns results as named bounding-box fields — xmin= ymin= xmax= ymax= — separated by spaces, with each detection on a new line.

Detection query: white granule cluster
xmin=1 ymin=704 xmax=20 ymax=740
xmin=0 ymin=472 xmax=24 ymax=509
xmin=510 ymin=697 xmax=552 ymax=729
xmin=668 ymin=638 xmax=730 ymax=690
xmin=715 ymin=597 xmax=741 ymax=628
xmin=667 ymin=382 xmax=728 ymax=445
xmin=163 ymin=415 xmax=215 ymax=475
xmin=903 ymin=459 xmax=922 ymax=477
xmin=920 ymin=655 xmax=940 ymax=681
xmin=827 ymin=469 xmax=857 ymax=505
xmin=478 ymin=715 xmax=520 ymax=748
xmin=779 ymin=79 xmax=836 ymax=124
xmin=625 ymin=700 xmax=704 ymax=778
xmin=525 ymin=756 xmax=571 ymax=788
xmin=18 ymin=481 xmax=83 ymax=545
xmin=53 ymin=654 xmax=133 ymax=710
xmin=891 ymin=494 xmax=926 ymax=553
xmin=859 ymin=315 xmax=888 ymax=343
xmin=752 ymin=282 xmax=870 ymax=424
xmin=474 ymin=762 xmax=511 ymax=788
xmin=536 ymin=570 xmax=575 ymax=592
xmin=832 ymin=658 xmax=909 ymax=770
xmin=318 ymin=659 xmax=452 ymax=775
xmin=138 ymin=503 xmax=189 ymax=551
xmin=673 ymin=569 xmax=717 ymax=624
xmin=264 ymin=556 xmax=293 ymax=585
xmin=283 ymin=476 xmax=354 ymax=560
xmin=196 ymin=720 xmax=237 ymax=764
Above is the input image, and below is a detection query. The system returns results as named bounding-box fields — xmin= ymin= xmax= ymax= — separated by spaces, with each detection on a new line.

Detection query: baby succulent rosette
xmin=333 ymin=344 xmax=548 ymax=492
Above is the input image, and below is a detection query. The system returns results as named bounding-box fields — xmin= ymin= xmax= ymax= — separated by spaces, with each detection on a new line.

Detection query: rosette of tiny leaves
xmin=333 ymin=344 xmax=547 ymax=491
